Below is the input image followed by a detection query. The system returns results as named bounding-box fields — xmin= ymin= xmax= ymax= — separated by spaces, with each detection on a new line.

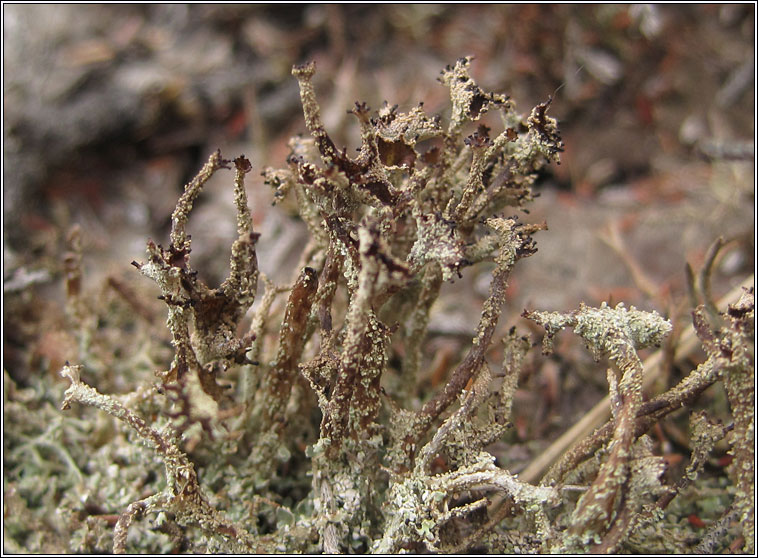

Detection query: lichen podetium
xmin=42 ymin=57 xmax=753 ymax=554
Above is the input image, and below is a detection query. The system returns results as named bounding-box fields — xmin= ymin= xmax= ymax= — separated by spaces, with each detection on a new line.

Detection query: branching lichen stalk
xmin=46 ymin=55 xmax=749 ymax=555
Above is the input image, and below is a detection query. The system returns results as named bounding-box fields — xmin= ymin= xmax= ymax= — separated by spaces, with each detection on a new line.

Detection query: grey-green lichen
xmin=711 ymin=288 xmax=754 ymax=553
xmin=524 ymin=302 xmax=674 ymax=552
xmin=6 ymin=56 xmax=745 ymax=554
xmin=525 ymin=301 xmax=672 ymax=359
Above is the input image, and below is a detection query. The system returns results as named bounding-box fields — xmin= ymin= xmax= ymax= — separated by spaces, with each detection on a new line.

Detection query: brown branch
xmin=566 ymin=343 xmax=643 ymax=541
xmin=410 ymin=260 xmax=511 ymax=443
xmin=258 ymin=266 xmax=319 ymax=433
xmin=408 ymin=218 xmax=542 ymax=454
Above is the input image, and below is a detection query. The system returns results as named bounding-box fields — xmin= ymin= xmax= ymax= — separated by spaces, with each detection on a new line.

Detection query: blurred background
xmin=3 ymin=3 xmax=755 ymax=476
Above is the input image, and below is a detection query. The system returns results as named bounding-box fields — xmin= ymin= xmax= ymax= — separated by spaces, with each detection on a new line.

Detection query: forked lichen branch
xmin=53 ymin=57 xmax=752 ymax=554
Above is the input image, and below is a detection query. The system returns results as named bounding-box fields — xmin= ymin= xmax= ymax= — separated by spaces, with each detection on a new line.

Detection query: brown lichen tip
xmin=464 ymin=129 xmax=493 ymax=149
xmin=292 ymin=60 xmax=316 ymax=78
xmin=234 ymin=155 xmax=252 ymax=173
xmin=440 ymin=56 xmax=509 ymax=134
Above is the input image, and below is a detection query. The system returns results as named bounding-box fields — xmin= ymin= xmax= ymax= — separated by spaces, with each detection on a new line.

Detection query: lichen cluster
xmin=5 ymin=57 xmax=753 ymax=554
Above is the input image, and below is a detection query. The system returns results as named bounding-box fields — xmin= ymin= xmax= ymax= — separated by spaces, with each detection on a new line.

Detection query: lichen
xmin=6 ymin=56 xmax=745 ymax=554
